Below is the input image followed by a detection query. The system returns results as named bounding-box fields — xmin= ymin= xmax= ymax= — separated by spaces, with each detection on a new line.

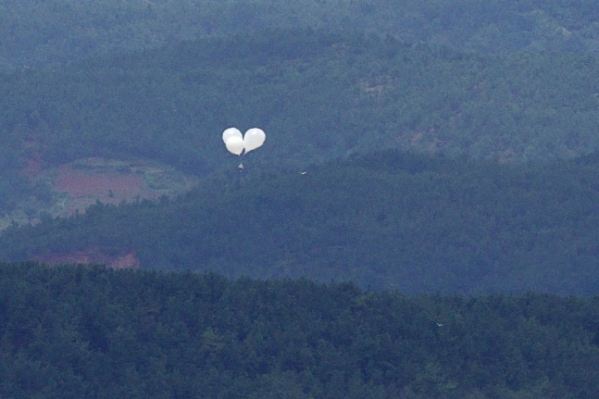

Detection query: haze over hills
xmin=0 ymin=21 xmax=598 ymax=296
xmin=3 ymin=0 xmax=599 ymax=70
xmin=2 ymin=30 xmax=599 ymax=224
xmin=0 ymin=3 xmax=598 ymax=291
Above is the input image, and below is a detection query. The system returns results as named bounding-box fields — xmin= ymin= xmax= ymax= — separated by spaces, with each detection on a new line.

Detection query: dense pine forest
xmin=1 ymin=263 xmax=598 ymax=399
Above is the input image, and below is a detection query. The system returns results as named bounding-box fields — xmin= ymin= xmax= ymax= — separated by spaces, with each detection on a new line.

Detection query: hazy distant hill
xmin=6 ymin=30 xmax=599 ymax=169
xmin=2 ymin=31 xmax=599 ymax=217
xmin=2 ymin=29 xmax=599 ymax=291
xmin=3 ymin=150 xmax=599 ymax=295
xmin=2 ymin=0 xmax=599 ymax=70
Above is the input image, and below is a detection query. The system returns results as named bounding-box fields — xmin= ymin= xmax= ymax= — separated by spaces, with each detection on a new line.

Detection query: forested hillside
xmin=3 ymin=3 xmax=599 ymax=396
xmin=2 ymin=0 xmax=599 ymax=70
xmin=2 ymin=31 xmax=599 ymax=218
xmin=3 ymin=150 xmax=599 ymax=295
xmin=1 ymin=263 xmax=598 ymax=398
xmin=4 ymin=2 xmax=599 ymax=397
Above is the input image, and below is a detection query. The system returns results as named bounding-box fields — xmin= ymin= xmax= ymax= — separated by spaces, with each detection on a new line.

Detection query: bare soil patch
xmin=50 ymin=157 xmax=198 ymax=217
xmin=4 ymin=156 xmax=199 ymax=268
xmin=56 ymin=161 xmax=147 ymax=215
xmin=33 ymin=247 xmax=140 ymax=269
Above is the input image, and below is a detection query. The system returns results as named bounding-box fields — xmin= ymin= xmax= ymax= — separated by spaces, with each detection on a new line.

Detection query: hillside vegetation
xmin=1 ymin=263 xmax=598 ymax=398
xmin=2 ymin=31 xmax=599 ymax=217
xmin=2 ymin=0 xmax=599 ymax=69
xmin=3 ymin=150 xmax=599 ymax=295
xmin=3 ymin=2 xmax=599 ymax=397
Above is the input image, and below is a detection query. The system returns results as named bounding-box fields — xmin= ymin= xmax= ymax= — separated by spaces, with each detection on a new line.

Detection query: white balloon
xmin=225 ymin=136 xmax=244 ymax=155
xmin=222 ymin=127 xmax=242 ymax=144
xmin=243 ymin=128 xmax=266 ymax=154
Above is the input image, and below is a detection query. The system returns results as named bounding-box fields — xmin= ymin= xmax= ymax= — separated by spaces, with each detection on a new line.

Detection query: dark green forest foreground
xmin=2 ymin=31 xmax=599 ymax=215
xmin=3 ymin=150 xmax=599 ymax=295
xmin=2 ymin=0 xmax=599 ymax=70
xmin=1 ymin=263 xmax=598 ymax=399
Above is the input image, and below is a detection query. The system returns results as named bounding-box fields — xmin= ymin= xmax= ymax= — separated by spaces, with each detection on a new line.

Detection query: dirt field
xmin=55 ymin=160 xmax=152 ymax=215
xmin=7 ymin=156 xmax=199 ymax=268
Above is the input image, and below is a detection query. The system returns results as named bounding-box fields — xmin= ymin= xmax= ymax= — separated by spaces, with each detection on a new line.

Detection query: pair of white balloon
xmin=222 ymin=127 xmax=266 ymax=156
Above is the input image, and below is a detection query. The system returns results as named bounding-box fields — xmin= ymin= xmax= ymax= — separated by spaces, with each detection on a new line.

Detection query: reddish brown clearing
xmin=55 ymin=162 xmax=161 ymax=216
xmin=33 ymin=247 xmax=140 ymax=269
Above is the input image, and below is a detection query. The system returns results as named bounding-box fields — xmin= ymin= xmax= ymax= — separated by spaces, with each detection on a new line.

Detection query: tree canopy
xmin=0 ymin=262 xmax=598 ymax=398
